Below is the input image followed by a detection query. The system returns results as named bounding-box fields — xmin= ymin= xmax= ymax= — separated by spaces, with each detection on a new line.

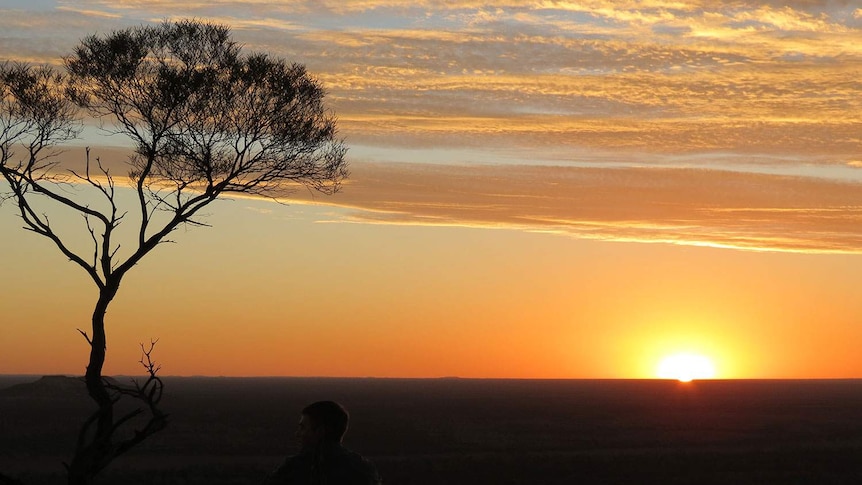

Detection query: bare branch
xmin=102 ymin=340 xmax=168 ymax=457
xmin=84 ymin=214 xmax=99 ymax=269
xmin=77 ymin=328 xmax=93 ymax=346
xmin=11 ymin=186 xmax=105 ymax=288
xmin=68 ymin=147 xmax=110 ymax=200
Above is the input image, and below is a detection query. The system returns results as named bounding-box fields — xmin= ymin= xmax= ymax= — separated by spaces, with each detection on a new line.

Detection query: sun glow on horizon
xmin=656 ymin=353 xmax=717 ymax=382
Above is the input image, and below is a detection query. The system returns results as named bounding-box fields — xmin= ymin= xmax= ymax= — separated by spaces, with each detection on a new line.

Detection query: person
xmin=263 ymin=401 xmax=382 ymax=485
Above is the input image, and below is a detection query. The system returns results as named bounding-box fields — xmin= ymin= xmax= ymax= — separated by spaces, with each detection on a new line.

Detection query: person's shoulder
xmin=334 ymin=445 xmax=372 ymax=465
xmin=262 ymin=453 xmax=314 ymax=485
xmin=329 ymin=446 xmax=382 ymax=484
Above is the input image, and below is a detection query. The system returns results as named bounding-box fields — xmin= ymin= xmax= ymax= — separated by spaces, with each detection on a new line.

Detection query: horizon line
xmin=4 ymin=374 xmax=862 ymax=382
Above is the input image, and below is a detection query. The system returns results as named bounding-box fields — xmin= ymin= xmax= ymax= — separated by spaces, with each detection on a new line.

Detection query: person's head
xmin=296 ymin=401 xmax=350 ymax=449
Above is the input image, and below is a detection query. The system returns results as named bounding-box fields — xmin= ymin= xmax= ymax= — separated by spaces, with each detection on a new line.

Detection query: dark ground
xmin=2 ymin=376 xmax=862 ymax=484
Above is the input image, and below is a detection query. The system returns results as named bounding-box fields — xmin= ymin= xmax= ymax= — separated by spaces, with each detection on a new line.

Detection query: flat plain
xmin=2 ymin=376 xmax=862 ymax=484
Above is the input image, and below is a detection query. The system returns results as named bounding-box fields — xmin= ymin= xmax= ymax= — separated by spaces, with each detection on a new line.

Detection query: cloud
xmin=214 ymin=4 xmax=859 ymax=163
xmin=308 ymin=162 xmax=862 ymax=254
xmin=27 ymin=150 xmax=862 ymax=254
xmin=2 ymin=1 xmax=859 ymax=255
xmin=55 ymin=6 xmax=122 ymax=19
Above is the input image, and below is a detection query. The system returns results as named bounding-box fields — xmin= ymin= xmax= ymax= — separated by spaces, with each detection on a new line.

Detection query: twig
xmin=77 ymin=328 xmax=93 ymax=345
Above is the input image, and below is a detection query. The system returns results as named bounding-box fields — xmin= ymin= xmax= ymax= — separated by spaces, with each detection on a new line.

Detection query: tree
xmin=0 ymin=20 xmax=347 ymax=485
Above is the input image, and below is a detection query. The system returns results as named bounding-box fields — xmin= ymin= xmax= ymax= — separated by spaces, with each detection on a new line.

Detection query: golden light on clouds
xmin=29 ymin=145 xmax=862 ymax=255
xmin=315 ymin=162 xmax=862 ymax=254
xmin=2 ymin=1 xmax=859 ymax=162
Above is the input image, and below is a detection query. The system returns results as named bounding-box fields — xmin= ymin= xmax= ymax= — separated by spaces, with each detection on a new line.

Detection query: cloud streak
xmin=16 ymin=147 xmax=862 ymax=254
xmin=315 ymin=162 xmax=862 ymax=254
xmin=2 ymin=1 xmax=860 ymax=253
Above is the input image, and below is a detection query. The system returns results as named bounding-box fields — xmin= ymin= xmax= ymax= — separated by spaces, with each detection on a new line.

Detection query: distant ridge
xmin=0 ymin=375 xmax=87 ymax=399
xmin=0 ymin=375 xmax=121 ymax=399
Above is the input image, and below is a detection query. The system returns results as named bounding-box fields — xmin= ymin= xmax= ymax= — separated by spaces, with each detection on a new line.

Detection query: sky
xmin=1 ymin=1 xmax=862 ymax=379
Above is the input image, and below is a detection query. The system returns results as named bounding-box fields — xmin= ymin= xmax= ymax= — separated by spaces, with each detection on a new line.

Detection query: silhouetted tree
xmin=0 ymin=20 xmax=347 ymax=485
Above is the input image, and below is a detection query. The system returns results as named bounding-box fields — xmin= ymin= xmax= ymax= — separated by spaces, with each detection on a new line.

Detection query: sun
xmin=656 ymin=353 xmax=716 ymax=382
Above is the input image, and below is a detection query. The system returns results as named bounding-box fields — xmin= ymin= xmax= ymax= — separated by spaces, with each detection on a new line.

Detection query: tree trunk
xmin=67 ymin=283 xmax=119 ymax=485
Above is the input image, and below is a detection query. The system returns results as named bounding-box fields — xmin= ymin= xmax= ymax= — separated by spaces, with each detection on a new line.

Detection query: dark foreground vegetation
xmin=2 ymin=377 xmax=862 ymax=484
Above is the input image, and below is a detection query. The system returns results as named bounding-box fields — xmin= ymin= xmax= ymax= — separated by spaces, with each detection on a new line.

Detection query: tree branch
xmin=102 ymin=340 xmax=168 ymax=459
xmin=9 ymin=178 xmax=105 ymax=289
xmin=77 ymin=328 xmax=93 ymax=346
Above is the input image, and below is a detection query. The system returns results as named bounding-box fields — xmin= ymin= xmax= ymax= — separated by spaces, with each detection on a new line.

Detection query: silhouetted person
xmin=263 ymin=401 xmax=382 ymax=485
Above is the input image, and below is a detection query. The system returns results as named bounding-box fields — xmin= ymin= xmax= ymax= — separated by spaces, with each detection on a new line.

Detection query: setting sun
xmin=657 ymin=353 xmax=717 ymax=382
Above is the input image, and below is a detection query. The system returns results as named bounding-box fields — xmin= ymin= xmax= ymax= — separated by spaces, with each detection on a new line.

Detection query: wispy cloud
xmin=20 ymin=147 xmax=862 ymax=253
xmin=2 ymin=1 xmax=860 ymax=252
xmin=311 ymin=162 xmax=862 ymax=254
xmin=55 ymin=5 xmax=122 ymax=19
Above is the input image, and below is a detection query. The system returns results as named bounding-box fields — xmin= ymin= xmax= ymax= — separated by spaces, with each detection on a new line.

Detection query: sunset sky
xmin=2 ymin=1 xmax=862 ymax=379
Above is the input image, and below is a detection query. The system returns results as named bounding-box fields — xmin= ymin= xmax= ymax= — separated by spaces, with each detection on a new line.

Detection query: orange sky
xmin=3 ymin=185 xmax=862 ymax=378
xmin=1 ymin=1 xmax=862 ymax=378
